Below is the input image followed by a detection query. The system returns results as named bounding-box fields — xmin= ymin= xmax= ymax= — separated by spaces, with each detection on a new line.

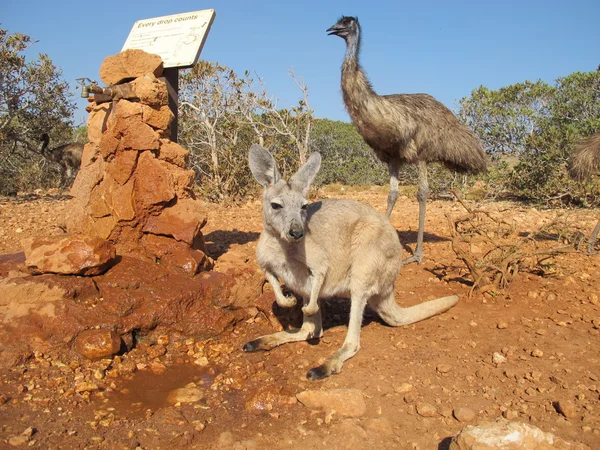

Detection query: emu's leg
xmin=588 ymin=219 xmax=600 ymax=254
xmin=385 ymin=160 xmax=400 ymax=218
xmin=243 ymin=299 xmax=323 ymax=352
xmin=404 ymin=161 xmax=428 ymax=265
xmin=306 ymin=293 xmax=369 ymax=380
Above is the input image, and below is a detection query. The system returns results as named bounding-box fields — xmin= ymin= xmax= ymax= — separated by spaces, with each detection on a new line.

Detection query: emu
xmin=568 ymin=131 xmax=600 ymax=253
xmin=40 ymin=133 xmax=84 ymax=188
xmin=327 ymin=16 xmax=487 ymax=264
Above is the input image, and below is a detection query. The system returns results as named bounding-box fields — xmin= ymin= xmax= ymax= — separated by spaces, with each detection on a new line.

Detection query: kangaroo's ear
xmin=249 ymin=144 xmax=280 ymax=187
xmin=290 ymin=153 xmax=321 ymax=195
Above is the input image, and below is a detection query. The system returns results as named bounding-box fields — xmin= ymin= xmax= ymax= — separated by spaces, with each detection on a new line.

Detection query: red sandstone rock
xmin=158 ymin=140 xmax=189 ymax=168
xmin=221 ymin=268 xmax=264 ymax=310
xmin=89 ymin=185 xmax=111 ymax=218
xmin=87 ymin=103 xmax=113 ymax=145
xmin=112 ymin=116 xmax=160 ymax=151
xmin=143 ymin=105 xmax=174 ymax=132
xmin=131 ymin=74 xmax=169 ymax=106
xmin=99 ymin=132 xmax=120 ymax=160
xmin=0 ymin=272 xmax=68 ymax=324
xmin=0 ymin=254 xmax=268 ymax=368
xmin=144 ymin=198 xmax=208 ymax=244
xmin=80 ymin=143 xmax=99 ymax=169
xmin=0 ymin=260 xmax=97 ymax=367
xmin=89 ymin=176 xmax=136 ymax=223
xmin=92 ymin=216 xmax=118 ymax=240
xmin=114 ymin=99 xmax=143 ymax=120
xmin=134 ymin=151 xmax=176 ymax=211
xmin=106 ymin=150 xmax=139 ymax=185
xmin=75 ymin=328 xmax=122 ymax=360
xmin=142 ymin=234 xmax=213 ymax=275
xmin=94 ymin=257 xmax=235 ymax=337
xmin=99 ymin=49 xmax=164 ymax=85
xmin=169 ymin=167 xmax=196 ymax=199
xmin=69 ymin=153 xmax=104 ymax=199
xmin=66 ymin=152 xmax=107 ymax=235
xmin=22 ymin=235 xmax=117 ymax=276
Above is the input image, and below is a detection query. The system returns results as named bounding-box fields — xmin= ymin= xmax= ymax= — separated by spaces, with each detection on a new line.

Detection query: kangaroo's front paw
xmin=302 ymin=303 xmax=319 ymax=316
xmin=275 ymin=295 xmax=297 ymax=308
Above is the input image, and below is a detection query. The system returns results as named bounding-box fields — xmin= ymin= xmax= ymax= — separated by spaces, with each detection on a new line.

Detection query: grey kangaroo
xmin=243 ymin=144 xmax=459 ymax=380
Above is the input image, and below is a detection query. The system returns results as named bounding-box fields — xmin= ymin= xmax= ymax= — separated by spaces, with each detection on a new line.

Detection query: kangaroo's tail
xmin=370 ymin=293 xmax=458 ymax=327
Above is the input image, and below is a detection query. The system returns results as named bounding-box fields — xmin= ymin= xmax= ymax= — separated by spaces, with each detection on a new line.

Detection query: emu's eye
xmin=271 ymin=202 xmax=282 ymax=210
xmin=301 ymin=204 xmax=308 ymax=211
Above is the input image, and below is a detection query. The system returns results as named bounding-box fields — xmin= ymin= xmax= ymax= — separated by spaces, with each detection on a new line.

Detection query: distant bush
xmin=178 ymin=62 xmax=311 ymax=201
xmin=0 ymin=28 xmax=76 ymax=195
xmin=309 ymin=119 xmax=387 ymax=186
xmin=458 ymin=69 xmax=600 ymax=206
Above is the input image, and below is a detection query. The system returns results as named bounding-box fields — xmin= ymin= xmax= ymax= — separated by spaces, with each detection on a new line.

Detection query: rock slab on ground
xmin=296 ymin=388 xmax=366 ymax=418
xmin=449 ymin=419 xmax=591 ymax=450
xmin=22 ymin=235 xmax=117 ymax=276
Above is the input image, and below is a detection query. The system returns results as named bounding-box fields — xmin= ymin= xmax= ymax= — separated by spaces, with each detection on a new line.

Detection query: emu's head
xmin=327 ymin=16 xmax=360 ymax=41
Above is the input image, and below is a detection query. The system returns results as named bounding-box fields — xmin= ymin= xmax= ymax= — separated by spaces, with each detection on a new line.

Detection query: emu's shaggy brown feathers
xmin=569 ymin=131 xmax=600 ymax=181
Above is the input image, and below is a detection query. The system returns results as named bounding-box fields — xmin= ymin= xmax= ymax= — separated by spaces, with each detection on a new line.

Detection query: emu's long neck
xmin=341 ymin=30 xmax=378 ymax=120
xmin=40 ymin=137 xmax=49 ymax=155
xmin=344 ymin=31 xmax=361 ymax=68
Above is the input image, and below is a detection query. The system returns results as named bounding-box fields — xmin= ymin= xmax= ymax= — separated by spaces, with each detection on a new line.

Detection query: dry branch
xmin=448 ymin=190 xmax=573 ymax=296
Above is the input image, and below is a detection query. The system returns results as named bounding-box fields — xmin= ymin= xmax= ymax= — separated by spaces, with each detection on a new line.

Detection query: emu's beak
xmin=326 ymin=25 xmax=341 ymax=36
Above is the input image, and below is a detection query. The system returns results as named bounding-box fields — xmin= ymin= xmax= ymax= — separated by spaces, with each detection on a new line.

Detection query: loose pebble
xmin=453 ymin=407 xmax=476 ymax=422
xmin=416 ymin=403 xmax=437 ymax=417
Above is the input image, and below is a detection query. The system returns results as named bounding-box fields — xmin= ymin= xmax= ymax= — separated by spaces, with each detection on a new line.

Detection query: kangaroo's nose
xmin=289 ymin=229 xmax=304 ymax=240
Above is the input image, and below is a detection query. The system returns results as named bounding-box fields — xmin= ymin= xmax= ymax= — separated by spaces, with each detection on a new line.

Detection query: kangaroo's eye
xmin=301 ymin=204 xmax=308 ymax=210
xmin=271 ymin=202 xmax=283 ymax=210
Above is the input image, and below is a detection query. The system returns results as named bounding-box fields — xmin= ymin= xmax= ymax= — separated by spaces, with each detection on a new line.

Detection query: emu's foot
xmin=301 ymin=302 xmax=319 ymax=316
xmin=402 ymin=250 xmax=423 ymax=265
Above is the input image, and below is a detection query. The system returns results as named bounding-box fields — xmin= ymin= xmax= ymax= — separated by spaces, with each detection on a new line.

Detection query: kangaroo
xmin=243 ymin=144 xmax=459 ymax=380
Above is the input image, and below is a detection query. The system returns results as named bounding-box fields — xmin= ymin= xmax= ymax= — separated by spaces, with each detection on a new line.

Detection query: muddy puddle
xmin=102 ymin=363 xmax=218 ymax=417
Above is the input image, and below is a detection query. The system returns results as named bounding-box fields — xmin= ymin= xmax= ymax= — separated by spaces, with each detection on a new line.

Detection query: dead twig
xmin=448 ymin=191 xmax=576 ymax=296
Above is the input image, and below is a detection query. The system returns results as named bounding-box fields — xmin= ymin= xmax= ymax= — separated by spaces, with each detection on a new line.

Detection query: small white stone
xmin=492 ymin=352 xmax=507 ymax=365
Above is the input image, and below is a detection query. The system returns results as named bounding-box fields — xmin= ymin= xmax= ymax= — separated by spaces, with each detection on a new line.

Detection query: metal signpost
xmin=121 ymin=9 xmax=216 ymax=142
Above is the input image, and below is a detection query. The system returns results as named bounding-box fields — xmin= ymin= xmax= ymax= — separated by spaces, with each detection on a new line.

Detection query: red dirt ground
xmin=0 ymin=187 xmax=599 ymax=449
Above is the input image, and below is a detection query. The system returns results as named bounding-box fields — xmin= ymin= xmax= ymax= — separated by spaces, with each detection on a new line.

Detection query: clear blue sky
xmin=3 ymin=0 xmax=599 ymax=127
